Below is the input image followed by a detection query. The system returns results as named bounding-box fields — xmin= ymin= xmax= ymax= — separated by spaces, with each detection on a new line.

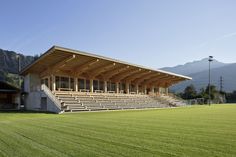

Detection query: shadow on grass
xmin=0 ymin=109 xmax=56 ymax=114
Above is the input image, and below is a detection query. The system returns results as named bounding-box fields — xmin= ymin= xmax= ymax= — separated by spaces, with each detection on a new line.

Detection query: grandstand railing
xmin=41 ymin=84 xmax=62 ymax=110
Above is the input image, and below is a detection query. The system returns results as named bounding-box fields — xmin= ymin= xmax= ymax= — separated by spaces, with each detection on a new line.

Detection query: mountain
xmin=0 ymin=49 xmax=35 ymax=85
xmin=1 ymin=48 xmax=235 ymax=92
xmin=161 ymin=58 xmax=227 ymax=75
xmin=0 ymin=49 xmax=35 ymax=74
xmin=160 ymin=59 xmax=236 ymax=92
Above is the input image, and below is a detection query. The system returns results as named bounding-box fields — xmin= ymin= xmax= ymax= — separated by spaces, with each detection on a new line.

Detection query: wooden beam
xmin=88 ymin=62 xmax=116 ymax=78
xmin=168 ymin=79 xmax=185 ymax=86
xmin=165 ymin=78 xmax=184 ymax=85
xmin=40 ymin=68 xmax=52 ymax=77
xmin=151 ymin=81 xmax=168 ymax=88
xmin=40 ymin=54 xmax=76 ymax=77
xmin=132 ymin=71 xmax=157 ymax=84
xmin=123 ymin=70 xmax=149 ymax=82
xmin=122 ymin=71 xmax=154 ymax=82
xmin=52 ymin=54 xmax=76 ymax=72
xmin=41 ymin=68 xmax=73 ymax=78
xmin=112 ymin=68 xmax=141 ymax=82
xmin=142 ymin=75 xmax=169 ymax=85
xmin=73 ymin=58 xmax=100 ymax=76
xmin=149 ymin=76 xmax=183 ymax=86
xmin=102 ymin=65 xmax=130 ymax=80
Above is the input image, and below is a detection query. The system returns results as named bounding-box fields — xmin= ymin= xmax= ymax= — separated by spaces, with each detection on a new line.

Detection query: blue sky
xmin=1 ymin=0 xmax=236 ymax=68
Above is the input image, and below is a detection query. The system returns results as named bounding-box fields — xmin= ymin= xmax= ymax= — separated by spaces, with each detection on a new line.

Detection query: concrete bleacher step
xmin=82 ymin=103 xmax=101 ymax=107
xmin=87 ymin=107 xmax=107 ymax=111
xmin=54 ymin=91 xmax=185 ymax=112
xmin=68 ymin=106 xmax=86 ymax=110
xmin=105 ymin=106 xmax=121 ymax=110
xmin=64 ymin=103 xmax=83 ymax=106
xmin=70 ymin=108 xmax=90 ymax=112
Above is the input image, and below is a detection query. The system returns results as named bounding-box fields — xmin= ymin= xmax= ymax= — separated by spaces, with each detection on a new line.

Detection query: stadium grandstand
xmin=20 ymin=46 xmax=191 ymax=113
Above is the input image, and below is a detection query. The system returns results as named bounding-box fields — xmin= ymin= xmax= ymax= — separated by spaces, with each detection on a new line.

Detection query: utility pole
xmin=219 ymin=76 xmax=226 ymax=103
xmin=208 ymin=56 xmax=213 ymax=106
xmin=16 ymin=54 xmax=21 ymax=88
xmin=220 ymin=76 xmax=223 ymax=92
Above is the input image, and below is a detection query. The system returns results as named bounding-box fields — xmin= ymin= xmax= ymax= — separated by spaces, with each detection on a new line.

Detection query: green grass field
xmin=0 ymin=105 xmax=236 ymax=157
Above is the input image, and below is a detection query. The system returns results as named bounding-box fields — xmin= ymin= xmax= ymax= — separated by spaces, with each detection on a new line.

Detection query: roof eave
xmin=20 ymin=45 xmax=192 ymax=80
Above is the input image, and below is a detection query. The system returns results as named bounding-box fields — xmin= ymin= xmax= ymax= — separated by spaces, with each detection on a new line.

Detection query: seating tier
xmin=54 ymin=91 xmax=184 ymax=112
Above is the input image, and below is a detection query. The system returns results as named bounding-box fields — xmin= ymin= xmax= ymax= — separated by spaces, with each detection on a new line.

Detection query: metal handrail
xmin=41 ymin=84 xmax=61 ymax=110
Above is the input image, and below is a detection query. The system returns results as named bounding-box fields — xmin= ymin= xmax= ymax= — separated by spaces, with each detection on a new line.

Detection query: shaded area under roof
xmin=0 ymin=81 xmax=20 ymax=93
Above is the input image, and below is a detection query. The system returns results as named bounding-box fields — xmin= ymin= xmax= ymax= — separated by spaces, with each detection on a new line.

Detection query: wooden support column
xmin=165 ymin=88 xmax=169 ymax=95
xmin=136 ymin=84 xmax=139 ymax=94
xmin=151 ymin=86 xmax=155 ymax=93
xmin=74 ymin=77 xmax=78 ymax=92
xmin=116 ymin=82 xmax=119 ymax=93
xmin=104 ymin=81 xmax=107 ymax=93
xmin=90 ymin=79 xmax=93 ymax=93
xmin=158 ymin=87 xmax=161 ymax=94
xmin=48 ymin=76 xmax=51 ymax=90
xmin=52 ymin=75 xmax=56 ymax=91
xmin=144 ymin=85 xmax=147 ymax=95
xmin=126 ymin=82 xmax=130 ymax=94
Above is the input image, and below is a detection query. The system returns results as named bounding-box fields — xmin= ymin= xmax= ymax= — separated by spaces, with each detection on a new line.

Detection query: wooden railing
xmin=41 ymin=84 xmax=62 ymax=110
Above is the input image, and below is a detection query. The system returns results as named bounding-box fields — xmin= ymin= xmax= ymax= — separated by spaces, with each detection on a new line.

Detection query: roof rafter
xmin=112 ymin=68 xmax=142 ymax=82
xmin=73 ymin=58 xmax=100 ymax=76
xmin=142 ymin=75 xmax=170 ymax=85
xmin=40 ymin=54 xmax=76 ymax=77
xmin=88 ymin=62 xmax=116 ymax=78
xmin=132 ymin=72 xmax=157 ymax=84
xmin=102 ymin=65 xmax=130 ymax=80
xmin=149 ymin=76 xmax=183 ymax=86
xmin=123 ymin=70 xmax=149 ymax=82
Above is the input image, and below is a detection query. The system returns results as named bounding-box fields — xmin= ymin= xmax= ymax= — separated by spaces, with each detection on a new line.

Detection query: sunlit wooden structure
xmin=21 ymin=46 xmax=191 ymax=113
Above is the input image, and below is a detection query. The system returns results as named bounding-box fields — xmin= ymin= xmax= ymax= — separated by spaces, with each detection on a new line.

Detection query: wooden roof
xmin=20 ymin=46 xmax=191 ymax=87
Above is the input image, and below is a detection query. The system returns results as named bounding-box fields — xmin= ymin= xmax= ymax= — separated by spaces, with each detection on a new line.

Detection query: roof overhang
xmin=20 ymin=46 xmax=191 ymax=87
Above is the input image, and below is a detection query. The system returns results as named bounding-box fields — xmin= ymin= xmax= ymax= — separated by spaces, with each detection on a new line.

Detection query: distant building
xmin=0 ymin=81 xmax=20 ymax=110
xmin=20 ymin=46 xmax=191 ymax=113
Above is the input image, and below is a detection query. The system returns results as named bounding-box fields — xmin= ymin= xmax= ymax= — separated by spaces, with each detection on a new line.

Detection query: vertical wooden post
xmin=126 ymin=82 xmax=129 ymax=94
xmin=165 ymin=87 xmax=169 ymax=95
xmin=136 ymin=84 xmax=139 ymax=94
xmin=52 ymin=75 xmax=56 ymax=91
xmin=158 ymin=87 xmax=161 ymax=94
xmin=104 ymin=81 xmax=107 ymax=93
xmin=116 ymin=82 xmax=119 ymax=93
xmin=90 ymin=79 xmax=93 ymax=93
xmin=151 ymin=86 xmax=155 ymax=93
xmin=144 ymin=85 xmax=147 ymax=94
xmin=75 ymin=77 xmax=78 ymax=92
xmin=48 ymin=76 xmax=51 ymax=90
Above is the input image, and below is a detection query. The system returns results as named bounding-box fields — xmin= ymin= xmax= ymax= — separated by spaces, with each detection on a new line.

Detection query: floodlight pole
xmin=17 ymin=54 xmax=21 ymax=87
xmin=208 ymin=56 xmax=213 ymax=106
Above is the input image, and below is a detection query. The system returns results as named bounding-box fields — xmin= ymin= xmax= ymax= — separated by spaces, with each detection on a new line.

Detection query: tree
xmin=226 ymin=91 xmax=236 ymax=103
xmin=205 ymin=85 xmax=218 ymax=100
xmin=178 ymin=84 xmax=228 ymax=104
xmin=182 ymin=84 xmax=197 ymax=99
